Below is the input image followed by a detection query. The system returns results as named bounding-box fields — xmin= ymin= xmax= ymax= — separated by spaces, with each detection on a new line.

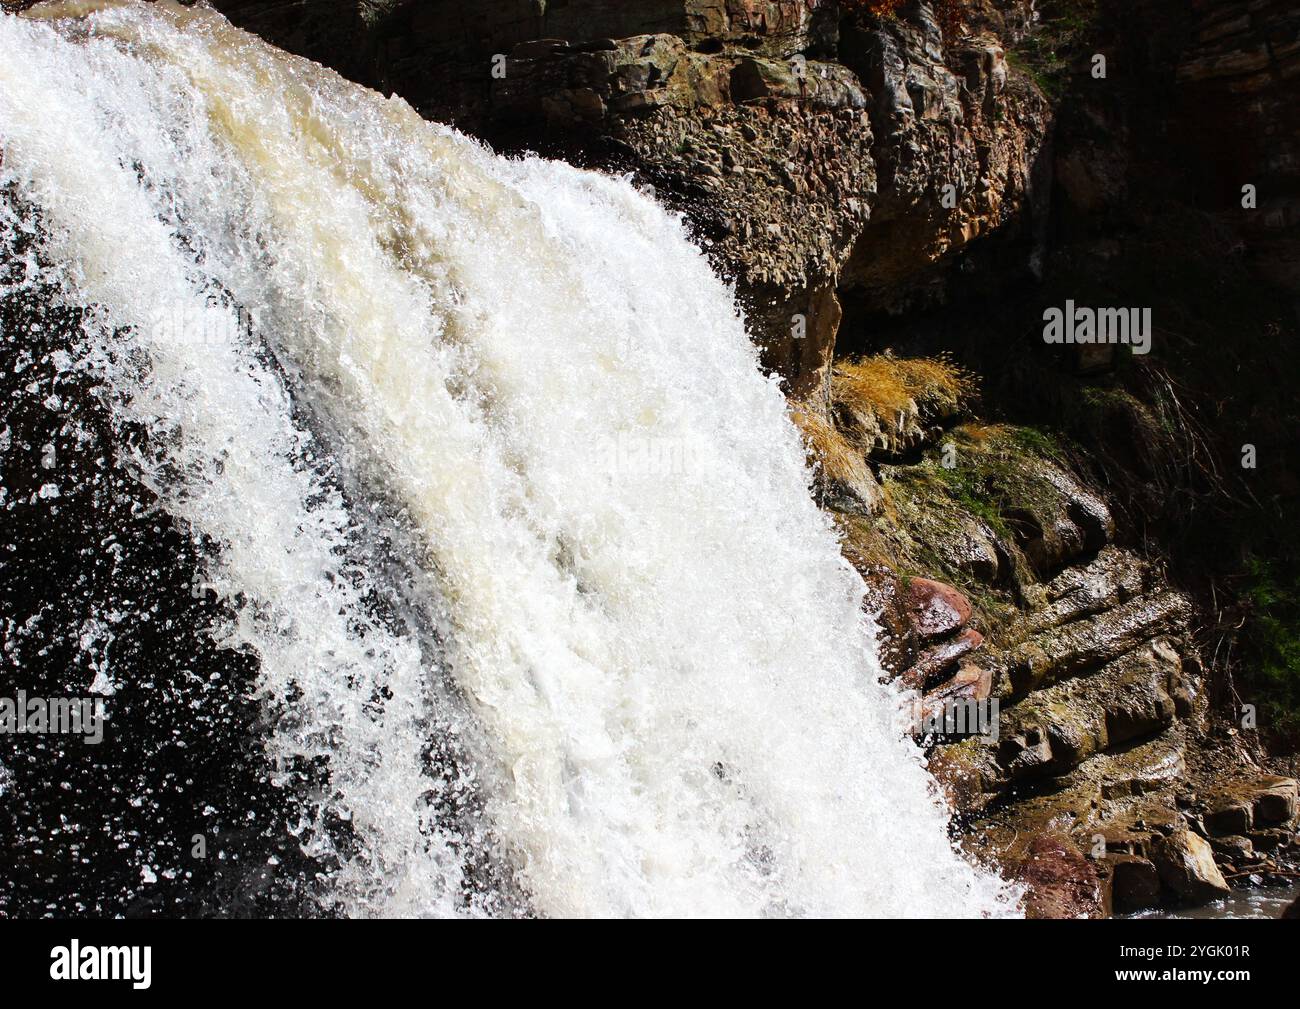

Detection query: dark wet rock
xmin=1108 ymin=853 xmax=1162 ymax=913
xmin=1011 ymin=466 xmax=1114 ymax=576
xmin=1208 ymin=835 xmax=1255 ymax=863
xmin=840 ymin=407 xmax=1228 ymax=910
xmin=1015 ymin=834 xmax=1106 ymax=920
xmin=925 ymin=736 xmax=989 ymax=811
xmin=857 ymin=568 xmax=913 ymax=675
xmin=0 ymin=208 xmax=324 ymax=916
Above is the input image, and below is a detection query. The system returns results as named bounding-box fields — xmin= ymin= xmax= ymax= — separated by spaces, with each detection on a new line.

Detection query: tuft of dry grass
xmin=841 ymin=0 xmax=966 ymax=35
xmin=832 ymin=353 xmax=978 ymax=425
xmin=790 ymin=404 xmax=874 ymax=492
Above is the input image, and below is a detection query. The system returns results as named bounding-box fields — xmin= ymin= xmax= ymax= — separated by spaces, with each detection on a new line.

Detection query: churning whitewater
xmin=0 ymin=1 xmax=1019 ymax=917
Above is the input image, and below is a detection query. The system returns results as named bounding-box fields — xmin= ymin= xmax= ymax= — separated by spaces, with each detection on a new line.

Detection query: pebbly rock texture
xmin=211 ymin=1 xmax=843 ymax=124
xmin=835 ymin=4 xmax=1049 ymax=316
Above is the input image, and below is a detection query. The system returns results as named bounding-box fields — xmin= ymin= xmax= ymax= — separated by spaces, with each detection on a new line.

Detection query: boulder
xmin=1108 ymin=853 xmax=1162 ymax=913
xmin=1204 ymin=800 xmax=1252 ymax=837
xmin=1203 ymin=777 xmax=1299 ymax=837
xmin=729 ymin=57 xmax=799 ymax=103
xmin=902 ymin=577 xmax=972 ymax=642
xmin=1252 ymin=777 xmax=1298 ymax=826
xmin=1151 ymin=828 xmax=1231 ymax=903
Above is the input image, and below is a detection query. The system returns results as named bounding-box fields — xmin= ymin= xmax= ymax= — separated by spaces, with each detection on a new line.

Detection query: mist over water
xmin=0 ymin=1 xmax=1019 ymax=917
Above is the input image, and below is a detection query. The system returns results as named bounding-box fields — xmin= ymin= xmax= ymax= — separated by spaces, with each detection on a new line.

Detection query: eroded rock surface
xmin=209 ymin=0 xmax=1049 ymax=405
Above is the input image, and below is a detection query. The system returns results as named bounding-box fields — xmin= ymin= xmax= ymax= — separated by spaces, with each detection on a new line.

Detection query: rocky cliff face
xmin=1176 ymin=0 xmax=1300 ymax=296
xmin=207 ymin=0 xmax=1049 ymax=405
xmin=202 ymin=0 xmax=1300 ymax=916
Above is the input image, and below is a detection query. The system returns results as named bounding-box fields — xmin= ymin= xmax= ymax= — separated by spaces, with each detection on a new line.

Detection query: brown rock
xmin=1205 ymin=800 xmax=1252 ymax=836
xmin=898 ymin=628 xmax=984 ymax=691
xmin=925 ymin=739 xmax=994 ymax=814
xmin=1108 ymin=853 xmax=1163 ymax=913
xmin=856 ymin=568 xmax=912 ymax=675
xmin=1016 ymin=834 xmax=1106 ymax=919
xmin=902 ymin=577 xmax=972 ymax=642
xmin=1252 ymin=777 xmax=1298 ymax=826
xmin=916 ymin=663 xmax=995 ymax=738
xmin=1208 ymin=834 xmax=1254 ymax=862
xmin=1151 ymin=828 xmax=1231 ymax=904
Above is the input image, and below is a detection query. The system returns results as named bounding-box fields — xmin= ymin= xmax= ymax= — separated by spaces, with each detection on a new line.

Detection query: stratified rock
xmin=899 ymin=628 xmax=983 ymax=692
xmin=1016 ymin=547 xmax=1147 ymax=637
xmin=1005 ymin=591 xmax=1192 ymax=696
xmin=994 ymin=641 xmax=1186 ymax=783
xmin=1203 ymin=776 xmax=1300 ymax=837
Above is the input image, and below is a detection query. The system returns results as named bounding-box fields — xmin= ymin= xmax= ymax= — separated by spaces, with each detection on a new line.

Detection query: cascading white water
xmin=0 ymin=1 xmax=1020 ymax=917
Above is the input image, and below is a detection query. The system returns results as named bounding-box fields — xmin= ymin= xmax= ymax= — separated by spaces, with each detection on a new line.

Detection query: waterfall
xmin=0 ymin=1 xmax=1019 ymax=917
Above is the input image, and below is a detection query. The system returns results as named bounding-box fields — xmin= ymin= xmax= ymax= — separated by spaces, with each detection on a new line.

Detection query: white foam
xmin=0 ymin=1 xmax=1020 ymax=918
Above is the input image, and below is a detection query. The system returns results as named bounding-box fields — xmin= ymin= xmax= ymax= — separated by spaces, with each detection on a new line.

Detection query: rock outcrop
xmin=209 ymin=0 xmax=1049 ymax=405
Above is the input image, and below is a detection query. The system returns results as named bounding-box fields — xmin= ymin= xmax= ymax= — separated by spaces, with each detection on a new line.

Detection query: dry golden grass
xmin=842 ymin=0 xmax=964 ymax=34
xmin=832 ymin=353 xmax=978 ymax=424
xmin=790 ymin=404 xmax=874 ymax=491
